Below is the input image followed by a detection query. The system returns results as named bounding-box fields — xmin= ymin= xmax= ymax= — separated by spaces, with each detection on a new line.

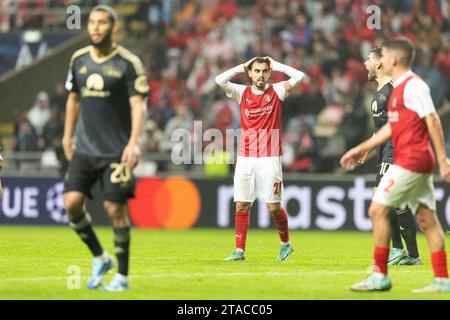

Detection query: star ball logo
xmin=46 ymin=182 xmax=68 ymax=224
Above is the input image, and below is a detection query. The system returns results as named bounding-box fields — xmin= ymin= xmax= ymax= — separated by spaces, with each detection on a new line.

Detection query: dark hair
xmin=249 ymin=57 xmax=271 ymax=70
xmin=91 ymin=5 xmax=118 ymax=24
xmin=382 ymin=38 xmax=415 ymax=67
xmin=370 ymin=47 xmax=382 ymax=59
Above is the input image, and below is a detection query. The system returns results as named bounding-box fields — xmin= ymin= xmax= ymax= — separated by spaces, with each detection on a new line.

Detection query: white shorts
xmin=234 ymin=156 xmax=283 ymax=203
xmin=372 ymin=164 xmax=436 ymax=214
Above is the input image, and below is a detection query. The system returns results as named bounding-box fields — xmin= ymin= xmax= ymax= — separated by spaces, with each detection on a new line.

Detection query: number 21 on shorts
xmin=273 ymin=181 xmax=282 ymax=196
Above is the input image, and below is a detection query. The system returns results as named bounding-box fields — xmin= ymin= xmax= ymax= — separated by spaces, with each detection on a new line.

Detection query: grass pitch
xmin=0 ymin=226 xmax=448 ymax=300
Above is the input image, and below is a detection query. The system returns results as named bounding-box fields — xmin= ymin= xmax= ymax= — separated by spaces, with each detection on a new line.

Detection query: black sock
xmin=69 ymin=212 xmax=103 ymax=257
xmin=389 ymin=209 xmax=403 ymax=250
xmin=397 ymin=207 xmax=419 ymax=258
xmin=114 ymin=227 xmax=130 ymax=276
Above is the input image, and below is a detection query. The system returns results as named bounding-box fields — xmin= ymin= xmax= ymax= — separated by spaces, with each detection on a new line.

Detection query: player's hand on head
xmin=263 ymin=56 xmax=274 ymax=69
xmin=121 ymin=143 xmax=141 ymax=169
xmin=243 ymin=57 xmax=256 ymax=72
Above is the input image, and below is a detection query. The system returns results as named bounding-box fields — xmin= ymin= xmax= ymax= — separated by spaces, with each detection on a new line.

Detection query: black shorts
xmin=374 ymin=162 xmax=392 ymax=188
xmin=64 ymin=153 xmax=135 ymax=204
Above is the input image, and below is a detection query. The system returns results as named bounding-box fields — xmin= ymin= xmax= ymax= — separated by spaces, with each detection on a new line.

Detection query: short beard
xmin=253 ymin=80 xmax=267 ymax=90
xmin=90 ymin=29 xmax=113 ymax=49
xmin=368 ymin=73 xmax=377 ymax=82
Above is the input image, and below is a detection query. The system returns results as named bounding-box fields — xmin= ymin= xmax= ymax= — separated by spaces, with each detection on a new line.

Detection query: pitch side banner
xmin=1 ymin=176 xmax=450 ymax=231
xmin=0 ymin=177 xmax=67 ymax=225
xmin=0 ymin=177 xmax=109 ymax=225
xmin=130 ymin=176 xmax=450 ymax=231
xmin=197 ymin=177 xmax=450 ymax=231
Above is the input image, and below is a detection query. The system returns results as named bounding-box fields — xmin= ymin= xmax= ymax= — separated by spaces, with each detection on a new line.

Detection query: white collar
xmin=393 ymin=70 xmax=413 ymax=88
xmin=251 ymin=84 xmax=269 ymax=95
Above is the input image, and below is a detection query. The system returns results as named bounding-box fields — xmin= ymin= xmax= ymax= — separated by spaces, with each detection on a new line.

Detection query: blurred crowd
xmin=9 ymin=84 xmax=66 ymax=168
xmin=5 ymin=0 xmax=450 ymax=174
xmin=0 ymin=0 xmax=163 ymax=31
xmin=142 ymin=0 xmax=450 ymax=173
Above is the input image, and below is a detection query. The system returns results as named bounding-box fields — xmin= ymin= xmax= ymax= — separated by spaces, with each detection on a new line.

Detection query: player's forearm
xmin=360 ymin=123 xmax=391 ymax=153
xmin=425 ymin=114 xmax=448 ymax=165
xmin=128 ymin=96 xmax=147 ymax=146
xmin=63 ymin=93 xmax=80 ymax=140
xmin=271 ymin=60 xmax=305 ymax=88
xmin=214 ymin=64 xmax=244 ymax=87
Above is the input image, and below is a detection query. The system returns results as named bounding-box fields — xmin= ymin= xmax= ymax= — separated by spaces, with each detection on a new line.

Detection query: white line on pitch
xmin=0 ymin=271 xmax=359 ymax=283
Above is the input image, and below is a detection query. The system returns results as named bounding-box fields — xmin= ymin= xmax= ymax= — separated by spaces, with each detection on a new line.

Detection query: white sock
xmin=94 ymin=251 xmax=109 ymax=262
xmin=115 ymin=273 xmax=128 ymax=281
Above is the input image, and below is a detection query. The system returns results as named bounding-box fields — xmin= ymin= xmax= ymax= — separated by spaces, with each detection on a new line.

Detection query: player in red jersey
xmin=341 ymin=38 xmax=450 ymax=293
xmin=363 ymin=47 xmax=421 ymax=266
xmin=215 ymin=57 xmax=305 ymax=261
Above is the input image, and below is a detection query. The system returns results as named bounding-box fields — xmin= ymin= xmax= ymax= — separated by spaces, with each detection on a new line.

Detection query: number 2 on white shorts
xmin=384 ymin=179 xmax=395 ymax=193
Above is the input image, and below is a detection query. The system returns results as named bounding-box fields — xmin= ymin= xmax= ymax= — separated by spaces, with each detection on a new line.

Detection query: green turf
xmin=0 ymin=226 xmax=448 ymax=299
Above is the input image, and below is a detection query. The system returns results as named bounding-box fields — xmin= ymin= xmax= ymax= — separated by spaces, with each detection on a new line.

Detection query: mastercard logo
xmin=128 ymin=176 xmax=201 ymax=229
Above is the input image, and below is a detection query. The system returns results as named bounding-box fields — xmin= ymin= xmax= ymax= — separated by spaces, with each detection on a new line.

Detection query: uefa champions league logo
xmin=46 ymin=182 xmax=68 ymax=224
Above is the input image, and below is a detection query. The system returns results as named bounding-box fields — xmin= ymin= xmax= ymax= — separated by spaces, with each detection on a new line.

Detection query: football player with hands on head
xmin=215 ymin=56 xmax=305 ymax=261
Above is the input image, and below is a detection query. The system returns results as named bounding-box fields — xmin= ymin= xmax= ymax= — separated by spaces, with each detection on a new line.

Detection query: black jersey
xmin=65 ymin=45 xmax=149 ymax=158
xmin=371 ymin=81 xmax=393 ymax=164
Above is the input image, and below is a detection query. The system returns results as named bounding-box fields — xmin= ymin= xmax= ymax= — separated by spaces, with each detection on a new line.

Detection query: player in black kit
xmin=63 ymin=5 xmax=148 ymax=291
xmin=361 ymin=47 xmax=421 ymax=265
